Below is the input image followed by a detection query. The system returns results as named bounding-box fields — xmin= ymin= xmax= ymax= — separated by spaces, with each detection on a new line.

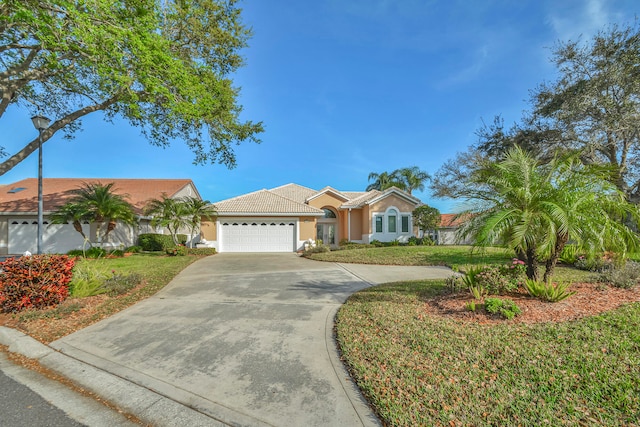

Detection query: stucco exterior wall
xmin=298 ymin=216 xmax=317 ymax=241
xmin=171 ymin=183 xmax=200 ymax=199
xmin=307 ymin=193 xmax=345 ymax=210
xmin=201 ymin=219 xmax=217 ymax=241
xmin=0 ymin=218 xmax=7 ymax=255
xmin=348 ymin=209 xmax=363 ymax=241
xmin=368 ymin=196 xmax=416 ymax=216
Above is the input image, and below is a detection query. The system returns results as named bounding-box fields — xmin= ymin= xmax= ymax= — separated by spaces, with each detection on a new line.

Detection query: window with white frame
xmin=401 ymin=215 xmax=409 ymax=233
xmin=388 ymin=215 xmax=396 ymax=233
xmin=375 ymin=216 xmax=383 ymax=233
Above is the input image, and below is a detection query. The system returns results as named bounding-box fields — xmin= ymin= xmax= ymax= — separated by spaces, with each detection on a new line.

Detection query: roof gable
xmin=306 ymin=186 xmax=350 ymax=203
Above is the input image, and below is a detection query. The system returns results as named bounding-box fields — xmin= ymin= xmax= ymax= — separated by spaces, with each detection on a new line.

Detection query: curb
xmin=0 ymin=326 xmax=228 ymax=427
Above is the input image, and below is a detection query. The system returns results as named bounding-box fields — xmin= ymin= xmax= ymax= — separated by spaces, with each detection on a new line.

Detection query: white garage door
xmin=220 ymin=221 xmax=296 ymax=252
xmin=8 ymin=220 xmax=90 ymax=254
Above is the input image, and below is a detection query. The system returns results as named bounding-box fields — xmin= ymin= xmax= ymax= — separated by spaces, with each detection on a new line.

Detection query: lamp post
xmin=31 ymin=115 xmax=51 ymax=255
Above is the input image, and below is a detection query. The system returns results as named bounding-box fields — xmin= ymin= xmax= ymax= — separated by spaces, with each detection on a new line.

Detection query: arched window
xmin=323 ymin=208 xmax=336 ymax=218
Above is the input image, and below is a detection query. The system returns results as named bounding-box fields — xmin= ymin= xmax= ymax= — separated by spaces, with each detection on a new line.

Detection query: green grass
xmin=336 ymin=280 xmax=640 ymax=426
xmin=308 ymin=245 xmax=513 ymax=268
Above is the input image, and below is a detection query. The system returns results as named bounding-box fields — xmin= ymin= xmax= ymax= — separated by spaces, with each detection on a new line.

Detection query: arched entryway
xmin=316 ymin=208 xmax=337 ymax=246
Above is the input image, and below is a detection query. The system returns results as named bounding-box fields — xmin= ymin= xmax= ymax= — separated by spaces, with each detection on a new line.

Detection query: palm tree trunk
xmin=525 ymin=246 xmax=539 ymax=281
xmin=543 ymin=234 xmax=568 ymax=284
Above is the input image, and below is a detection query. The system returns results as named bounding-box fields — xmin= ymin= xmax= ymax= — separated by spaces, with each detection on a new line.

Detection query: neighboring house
xmin=0 ymin=178 xmax=200 ymax=255
xmin=200 ymin=183 xmax=422 ymax=253
xmin=435 ymin=213 xmax=473 ymax=245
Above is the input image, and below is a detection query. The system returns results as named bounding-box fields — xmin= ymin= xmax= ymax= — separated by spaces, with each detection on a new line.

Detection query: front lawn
xmin=0 ymin=253 xmax=200 ymax=343
xmin=336 ymin=280 xmax=640 ymax=426
xmin=308 ymin=245 xmax=513 ymax=267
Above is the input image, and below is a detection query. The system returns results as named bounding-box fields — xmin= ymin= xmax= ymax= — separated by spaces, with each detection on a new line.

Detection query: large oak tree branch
xmin=0 ymin=93 xmax=121 ymax=176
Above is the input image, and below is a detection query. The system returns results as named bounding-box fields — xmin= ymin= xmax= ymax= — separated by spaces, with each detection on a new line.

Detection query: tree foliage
xmin=412 ymin=205 xmax=440 ymax=234
xmin=0 ymin=0 xmax=262 ymax=175
xmin=367 ymin=166 xmax=430 ymax=194
xmin=533 ymin=23 xmax=640 ymax=202
xmin=459 ymin=147 xmax=639 ymax=282
xmin=51 ymin=182 xmax=137 ymax=245
xmin=433 ymin=23 xmax=640 ymax=204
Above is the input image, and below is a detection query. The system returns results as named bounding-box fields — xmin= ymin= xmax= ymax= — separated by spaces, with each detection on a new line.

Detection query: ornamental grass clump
xmin=524 ymin=279 xmax=575 ymax=302
xmin=0 ymin=255 xmax=75 ymax=313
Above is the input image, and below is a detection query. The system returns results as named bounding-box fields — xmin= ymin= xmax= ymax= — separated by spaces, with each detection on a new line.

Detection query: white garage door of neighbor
xmin=220 ymin=221 xmax=296 ymax=252
xmin=8 ymin=220 xmax=90 ymax=254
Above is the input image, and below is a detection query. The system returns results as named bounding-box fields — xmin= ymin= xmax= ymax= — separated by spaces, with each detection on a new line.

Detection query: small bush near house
xmin=125 ymin=245 xmax=142 ymax=253
xmin=0 ymin=255 xmax=75 ymax=313
xmin=138 ymin=233 xmax=187 ymax=251
xmin=302 ymin=245 xmax=330 ymax=257
xmin=574 ymin=254 xmax=615 ymax=272
xmin=484 ymin=297 xmax=521 ymax=319
xmin=186 ymin=247 xmax=217 ymax=256
xmin=597 ymin=261 xmax=640 ymax=289
xmin=165 ymin=245 xmax=188 ymax=256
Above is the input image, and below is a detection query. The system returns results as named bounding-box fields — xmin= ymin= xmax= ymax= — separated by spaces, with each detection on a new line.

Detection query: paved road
xmin=0 ymin=350 xmax=136 ymax=427
xmin=51 ymin=254 xmax=454 ymax=427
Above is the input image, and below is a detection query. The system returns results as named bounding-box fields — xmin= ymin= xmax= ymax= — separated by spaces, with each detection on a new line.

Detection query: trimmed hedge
xmin=0 ymin=255 xmax=75 ymax=313
xmin=138 ymin=233 xmax=187 ymax=251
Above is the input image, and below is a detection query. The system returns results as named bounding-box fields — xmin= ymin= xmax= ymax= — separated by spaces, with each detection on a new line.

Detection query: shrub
xmin=597 ymin=261 xmax=640 ymax=289
xmin=108 ymin=249 xmax=125 ymax=258
xmin=484 ymin=297 xmax=521 ymax=319
xmin=165 ymin=245 xmax=188 ymax=256
xmin=138 ymin=233 xmax=187 ymax=251
xmin=0 ymin=255 xmax=75 ymax=313
xmin=124 ymin=245 xmax=142 ymax=253
xmin=84 ymin=247 xmax=107 ymax=259
xmin=186 ymin=247 xmax=217 ymax=256
xmin=524 ymin=279 xmax=576 ymax=302
xmin=102 ymin=272 xmax=143 ymax=296
xmin=302 ymin=245 xmax=330 ymax=257
xmin=575 ymin=255 xmax=614 ymax=272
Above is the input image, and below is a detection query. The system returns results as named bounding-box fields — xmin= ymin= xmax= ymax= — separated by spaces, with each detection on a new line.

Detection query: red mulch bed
xmin=420 ymin=282 xmax=640 ymax=324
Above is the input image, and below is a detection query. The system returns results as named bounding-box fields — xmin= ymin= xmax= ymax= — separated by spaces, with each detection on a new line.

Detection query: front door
xmin=316 ymin=223 xmax=336 ymax=246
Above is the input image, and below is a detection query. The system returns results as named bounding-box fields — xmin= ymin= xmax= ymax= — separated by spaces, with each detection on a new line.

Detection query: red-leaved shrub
xmin=0 ymin=255 xmax=75 ymax=313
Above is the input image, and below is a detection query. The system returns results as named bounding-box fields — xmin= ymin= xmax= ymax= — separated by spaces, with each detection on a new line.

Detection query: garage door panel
xmin=220 ymin=221 xmax=295 ymax=252
xmin=8 ymin=222 xmax=90 ymax=254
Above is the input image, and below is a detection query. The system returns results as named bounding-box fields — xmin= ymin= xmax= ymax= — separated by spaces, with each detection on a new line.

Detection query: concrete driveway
xmin=51 ymin=254 xmax=454 ymax=427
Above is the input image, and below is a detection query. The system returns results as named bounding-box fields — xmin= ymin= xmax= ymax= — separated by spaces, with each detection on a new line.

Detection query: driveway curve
xmin=52 ymin=254 xmax=454 ymax=427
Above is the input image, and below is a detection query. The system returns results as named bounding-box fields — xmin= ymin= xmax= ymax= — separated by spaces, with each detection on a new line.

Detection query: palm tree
xmin=181 ymin=197 xmax=217 ymax=248
xmin=395 ymin=166 xmax=431 ymax=194
xmin=366 ymin=171 xmax=403 ymax=191
xmin=49 ymin=202 xmax=91 ymax=245
xmin=144 ymin=194 xmax=190 ymax=245
xmin=64 ymin=182 xmax=137 ymax=246
xmin=460 ymin=146 xmax=639 ymax=282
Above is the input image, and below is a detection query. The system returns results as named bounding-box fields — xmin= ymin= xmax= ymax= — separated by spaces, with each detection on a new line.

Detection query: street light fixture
xmin=31 ymin=114 xmax=51 ymax=255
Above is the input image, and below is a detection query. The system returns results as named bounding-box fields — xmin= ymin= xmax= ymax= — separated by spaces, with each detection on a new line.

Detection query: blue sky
xmin=1 ymin=0 xmax=638 ymax=213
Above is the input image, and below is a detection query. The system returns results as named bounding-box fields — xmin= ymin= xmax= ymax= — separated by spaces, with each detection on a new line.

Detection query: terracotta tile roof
xmin=213 ymin=189 xmax=324 ymax=215
xmin=439 ymin=213 xmax=467 ymax=227
xmin=342 ymin=191 xmax=367 ymax=200
xmin=0 ymin=178 xmax=195 ymax=214
xmin=268 ymin=183 xmax=318 ymax=204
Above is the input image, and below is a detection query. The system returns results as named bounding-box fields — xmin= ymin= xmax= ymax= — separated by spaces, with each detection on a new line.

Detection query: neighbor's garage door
xmin=8 ymin=220 xmax=90 ymax=254
xmin=220 ymin=221 xmax=296 ymax=252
